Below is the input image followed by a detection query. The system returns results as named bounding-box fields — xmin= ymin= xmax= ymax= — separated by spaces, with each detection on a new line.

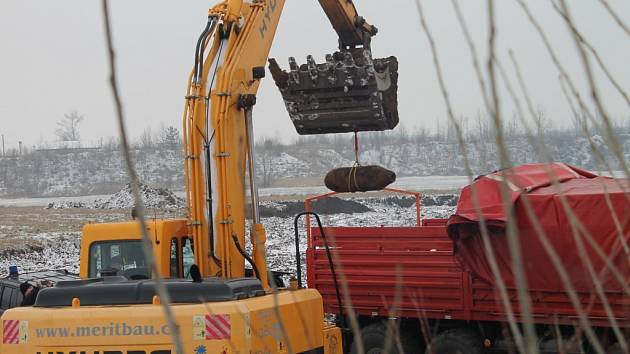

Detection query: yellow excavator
xmin=0 ymin=1 xmax=398 ymax=353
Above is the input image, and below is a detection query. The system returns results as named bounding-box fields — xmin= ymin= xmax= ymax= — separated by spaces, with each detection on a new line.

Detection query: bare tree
xmin=257 ymin=137 xmax=280 ymax=188
xmin=159 ymin=126 xmax=181 ymax=149
xmin=413 ymin=125 xmax=428 ymax=143
xmin=505 ymin=114 xmax=521 ymax=139
xmin=56 ymin=111 xmax=85 ymax=141
xmin=532 ymin=107 xmax=552 ymax=138
xmin=396 ymin=123 xmax=410 ymax=144
xmin=139 ymin=127 xmax=155 ymax=149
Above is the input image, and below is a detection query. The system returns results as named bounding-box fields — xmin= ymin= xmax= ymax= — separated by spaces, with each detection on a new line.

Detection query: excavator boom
xmin=186 ymin=0 xmax=399 ymax=282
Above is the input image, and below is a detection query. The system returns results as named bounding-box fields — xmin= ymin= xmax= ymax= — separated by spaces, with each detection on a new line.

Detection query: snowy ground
xmin=261 ymin=197 xmax=455 ymax=278
xmin=0 ymin=184 xmax=456 ymax=278
xmin=0 ymin=175 xmax=467 ymax=207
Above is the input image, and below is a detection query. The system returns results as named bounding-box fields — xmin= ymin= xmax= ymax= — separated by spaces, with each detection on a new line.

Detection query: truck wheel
xmin=429 ymin=328 xmax=482 ymax=354
xmin=350 ymin=322 xmax=410 ymax=354
xmin=607 ymin=342 xmax=625 ymax=354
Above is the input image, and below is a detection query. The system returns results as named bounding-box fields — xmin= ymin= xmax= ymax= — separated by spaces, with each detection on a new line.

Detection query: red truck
xmin=305 ymin=163 xmax=629 ymax=354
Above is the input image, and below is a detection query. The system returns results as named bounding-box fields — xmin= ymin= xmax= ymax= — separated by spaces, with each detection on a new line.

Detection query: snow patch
xmin=5 ymin=196 xmax=457 ymax=279
xmin=46 ymin=184 xmax=184 ymax=210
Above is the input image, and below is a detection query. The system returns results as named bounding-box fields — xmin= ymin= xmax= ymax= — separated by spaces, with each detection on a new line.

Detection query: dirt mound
xmin=257 ymin=195 xmax=457 ymax=218
xmin=259 ymin=197 xmax=373 ymax=218
xmin=378 ymin=194 xmax=459 ymax=208
xmin=46 ymin=184 xmax=184 ymax=210
xmin=382 ymin=196 xmax=416 ymax=208
xmin=45 ymin=201 xmax=88 ymax=209
xmin=94 ymin=184 xmax=183 ymax=209
xmin=422 ymin=194 xmax=459 ymax=207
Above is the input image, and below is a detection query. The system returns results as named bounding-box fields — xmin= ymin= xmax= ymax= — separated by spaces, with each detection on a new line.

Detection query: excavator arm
xmin=184 ymin=0 xmax=286 ymax=286
xmin=184 ymin=0 xmax=398 ymax=285
xmin=318 ymin=0 xmax=378 ymax=49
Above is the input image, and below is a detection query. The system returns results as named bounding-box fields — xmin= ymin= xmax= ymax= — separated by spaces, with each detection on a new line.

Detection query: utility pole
xmin=1 ymin=134 xmax=4 ymax=156
xmin=18 ymin=141 xmax=22 ymax=155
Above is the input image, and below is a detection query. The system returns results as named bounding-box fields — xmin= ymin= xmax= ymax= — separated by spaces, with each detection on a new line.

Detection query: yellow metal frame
xmin=0 ymin=1 xmax=381 ymax=353
xmin=184 ymin=0 xmax=286 ymax=284
xmin=1 ymin=289 xmax=338 ymax=353
xmin=184 ymin=0 xmax=376 ymax=284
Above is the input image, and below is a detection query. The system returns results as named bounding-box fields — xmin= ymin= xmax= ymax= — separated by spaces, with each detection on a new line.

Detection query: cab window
xmin=169 ymin=238 xmax=180 ymax=278
xmin=1 ymin=287 xmax=14 ymax=309
xmin=182 ymin=237 xmax=194 ymax=279
xmin=89 ymin=240 xmax=150 ymax=279
xmin=11 ymin=288 xmax=22 ymax=308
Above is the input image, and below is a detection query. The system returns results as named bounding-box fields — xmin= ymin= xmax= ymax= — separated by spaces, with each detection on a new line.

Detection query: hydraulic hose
xmin=231 ymin=235 xmax=261 ymax=281
xmin=193 ymin=16 xmax=217 ymax=83
xmin=293 ymin=212 xmax=345 ymax=328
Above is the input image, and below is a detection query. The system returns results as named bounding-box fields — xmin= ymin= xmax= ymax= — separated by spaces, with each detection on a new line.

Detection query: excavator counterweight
xmin=269 ymin=50 xmax=399 ymax=135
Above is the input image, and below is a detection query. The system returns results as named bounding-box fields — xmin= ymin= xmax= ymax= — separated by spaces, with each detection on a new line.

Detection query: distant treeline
xmin=1 ymin=123 xmax=629 ymax=198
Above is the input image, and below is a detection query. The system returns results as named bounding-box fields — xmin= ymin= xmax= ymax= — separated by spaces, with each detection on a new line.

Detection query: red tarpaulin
xmin=447 ymin=163 xmax=630 ymax=292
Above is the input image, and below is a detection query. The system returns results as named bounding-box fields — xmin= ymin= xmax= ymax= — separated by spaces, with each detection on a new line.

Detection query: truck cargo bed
xmin=307 ymin=220 xmax=629 ymax=328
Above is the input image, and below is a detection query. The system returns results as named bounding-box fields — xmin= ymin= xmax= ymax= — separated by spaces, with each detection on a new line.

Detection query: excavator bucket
xmin=269 ymin=50 xmax=398 ymax=135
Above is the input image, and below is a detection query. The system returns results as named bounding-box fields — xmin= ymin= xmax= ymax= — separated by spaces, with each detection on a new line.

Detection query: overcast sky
xmin=1 ymin=1 xmax=628 ymax=150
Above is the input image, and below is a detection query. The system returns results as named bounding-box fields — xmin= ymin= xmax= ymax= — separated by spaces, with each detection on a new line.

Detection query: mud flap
xmin=269 ymin=49 xmax=398 ymax=135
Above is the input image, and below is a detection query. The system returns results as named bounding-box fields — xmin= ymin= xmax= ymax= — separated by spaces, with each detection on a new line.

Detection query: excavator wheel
xmin=429 ymin=328 xmax=483 ymax=354
xmin=350 ymin=322 xmax=419 ymax=354
xmin=269 ymin=49 xmax=399 ymax=135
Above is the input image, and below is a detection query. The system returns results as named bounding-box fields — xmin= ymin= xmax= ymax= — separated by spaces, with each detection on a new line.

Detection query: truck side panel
xmin=308 ymin=223 xmax=629 ymax=328
xmin=470 ymin=277 xmax=630 ymax=327
xmin=307 ymin=224 xmax=467 ymax=320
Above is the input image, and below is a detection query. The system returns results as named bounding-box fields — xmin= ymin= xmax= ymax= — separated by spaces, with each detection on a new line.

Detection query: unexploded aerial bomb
xmin=324 ymin=165 xmax=396 ymax=193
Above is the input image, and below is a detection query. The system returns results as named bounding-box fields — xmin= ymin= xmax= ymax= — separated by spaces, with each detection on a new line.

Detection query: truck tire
xmin=429 ymin=328 xmax=482 ymax=354
xmin=350 ymin=322 xmax=413 ymax=354
xmin=607 ymin=342 xmax=625 ymax=354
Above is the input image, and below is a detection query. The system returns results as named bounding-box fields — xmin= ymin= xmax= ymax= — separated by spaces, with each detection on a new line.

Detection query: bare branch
xmin=513 ymin=0 xmax=630 ymax=181
xmin=503 ymin=51 xmax=625 ymax=353
xmin=596 ymin=0 xmax=630 ymax=36
xmin=486 ymin=2 xmax=539 ymax=352
xmin=415 ymin=1 xmax=527 ymax=351
xmin=450 ymin=0 xmax=492 ymax=112
xmin=549 ymin=0 xmax=630 ymax=107
xmin=101 ymin=2 xmax=185 ymax=353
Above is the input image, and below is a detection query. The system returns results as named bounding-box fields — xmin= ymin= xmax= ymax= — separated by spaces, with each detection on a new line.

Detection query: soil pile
xmin=258 ymin=197 xmax=373 ymax=218
xmin=46 ymin=184 xmax=184 ymax=210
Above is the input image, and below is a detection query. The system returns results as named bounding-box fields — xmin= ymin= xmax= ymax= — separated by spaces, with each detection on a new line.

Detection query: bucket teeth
xmin=269 ymin=49 xmax=399 ymax=135
xmin=289 ymin=57 xmax=298 ymax=71
xmin=288 ymin=57 xmax=300 ymax=85
xmin=307 ymin=55 xmax=318 ymax=83
xmin=344 ymin=52 xmax=355 ymax=66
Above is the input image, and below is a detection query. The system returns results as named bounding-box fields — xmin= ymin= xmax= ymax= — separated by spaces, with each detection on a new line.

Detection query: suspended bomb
xmin=324 ymin=165 xmax=396 ymax=193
